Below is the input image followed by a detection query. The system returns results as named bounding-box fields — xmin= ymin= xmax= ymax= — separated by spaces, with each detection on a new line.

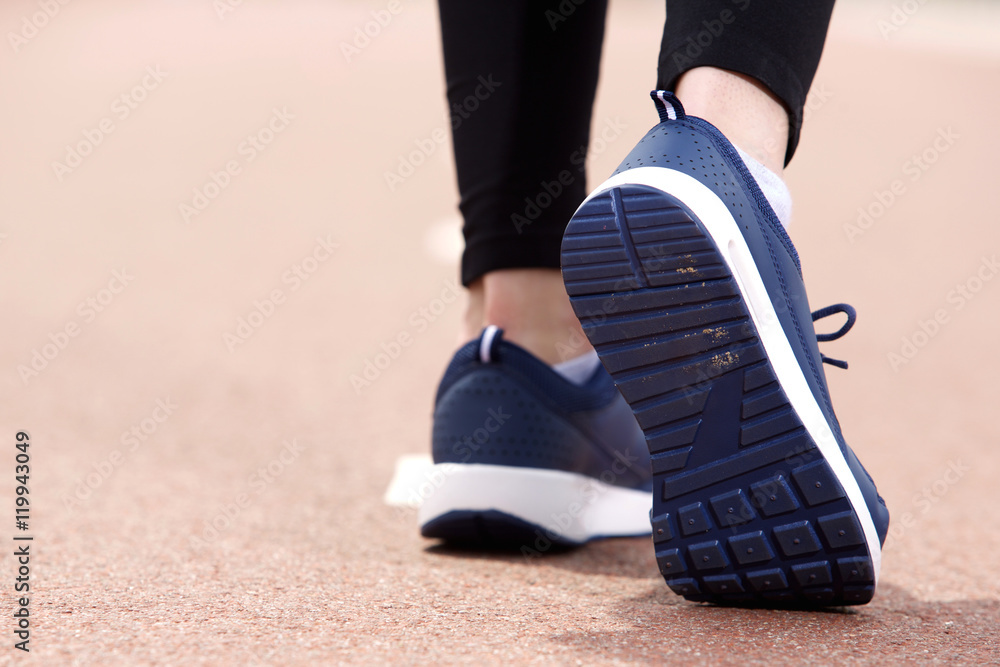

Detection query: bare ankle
xmin=460 ymin=279 xmax=485 ymax=344
xmin=460 ymin=268 xmax=592 ymax=365
xmin=675 ymin=67 xmax=789 ymax=175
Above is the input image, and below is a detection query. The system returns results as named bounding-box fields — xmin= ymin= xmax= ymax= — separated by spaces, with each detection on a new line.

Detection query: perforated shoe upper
xmin=432 ymin=327 xmax=653 ymax=491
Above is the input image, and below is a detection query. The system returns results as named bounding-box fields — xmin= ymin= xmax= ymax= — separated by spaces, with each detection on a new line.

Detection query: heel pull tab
xmin=479 ymin=325 xmax=503 ymax=363
xmin=650 ymin=90 xmax=686 ymax=122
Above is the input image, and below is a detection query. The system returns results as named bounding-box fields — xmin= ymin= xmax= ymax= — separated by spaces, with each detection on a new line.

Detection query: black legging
xmin=438 ymin=0 xmax=836 ymax=286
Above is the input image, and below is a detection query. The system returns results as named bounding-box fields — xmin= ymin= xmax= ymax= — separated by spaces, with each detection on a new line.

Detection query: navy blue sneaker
xmin=419 ymin=326 xmax=653 ymax=548
xmin=559 ymin=91 xmax=889 ymax=605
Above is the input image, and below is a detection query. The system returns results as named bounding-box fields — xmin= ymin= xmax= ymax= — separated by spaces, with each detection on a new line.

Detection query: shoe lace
xmin=811 ymin=303 xmax=856 ymax=370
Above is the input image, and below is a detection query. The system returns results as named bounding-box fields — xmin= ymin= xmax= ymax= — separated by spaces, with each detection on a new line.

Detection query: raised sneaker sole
xmin=418 ymin=463 xmax=652 ymax=547
xmin=560 ymin=168 xmax=881 ymax=605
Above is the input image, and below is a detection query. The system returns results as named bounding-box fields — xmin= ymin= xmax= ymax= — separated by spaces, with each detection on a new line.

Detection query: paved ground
xmin=1 ymin=0 xmax=998 ymax=664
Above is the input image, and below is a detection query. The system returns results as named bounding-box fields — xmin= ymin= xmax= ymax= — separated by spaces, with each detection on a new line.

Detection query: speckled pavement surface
xmin=1 ymin=0 xmax=997 ymax=664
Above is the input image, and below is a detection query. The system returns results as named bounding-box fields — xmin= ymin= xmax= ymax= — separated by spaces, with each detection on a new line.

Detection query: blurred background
xmin=1 ymin=0 xmax=998 ymax=663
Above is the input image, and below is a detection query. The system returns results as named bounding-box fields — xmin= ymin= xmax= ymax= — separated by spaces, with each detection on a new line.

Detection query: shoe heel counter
xmin=432 ymin=369 xmax=591 ymax=473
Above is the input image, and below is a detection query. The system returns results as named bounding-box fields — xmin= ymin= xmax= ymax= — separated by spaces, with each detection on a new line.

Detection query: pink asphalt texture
xmin=1 ymin=0 xmax=998 ymax=664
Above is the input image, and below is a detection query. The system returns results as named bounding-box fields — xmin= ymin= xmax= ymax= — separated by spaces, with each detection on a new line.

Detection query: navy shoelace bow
xmin=812 ymin=303 xmax=856 ymax=370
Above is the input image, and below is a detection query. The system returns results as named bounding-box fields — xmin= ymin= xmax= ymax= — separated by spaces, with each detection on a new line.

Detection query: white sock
xmin=736 ymin=147 xmax=792 ymax=230
xmin=552 ymin=350 xmax=600 ymax=385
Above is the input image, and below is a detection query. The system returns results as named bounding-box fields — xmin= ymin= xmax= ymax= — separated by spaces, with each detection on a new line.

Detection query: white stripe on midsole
xmin=580 ymin=167 xmax=881 ymax=583
xmin=417 ymin=463 xmax=652 ymax=544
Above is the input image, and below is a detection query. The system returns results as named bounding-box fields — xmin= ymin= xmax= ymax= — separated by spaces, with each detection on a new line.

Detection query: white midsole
xmin=417 ymin=463 xmax=652 ymax=544
xmin=579 ymin=167 xmax=881 ymax=583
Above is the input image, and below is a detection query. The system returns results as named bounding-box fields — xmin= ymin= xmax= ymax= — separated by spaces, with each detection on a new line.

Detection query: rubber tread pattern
xmin=561 ymin=185 xmax=876 ymax=605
